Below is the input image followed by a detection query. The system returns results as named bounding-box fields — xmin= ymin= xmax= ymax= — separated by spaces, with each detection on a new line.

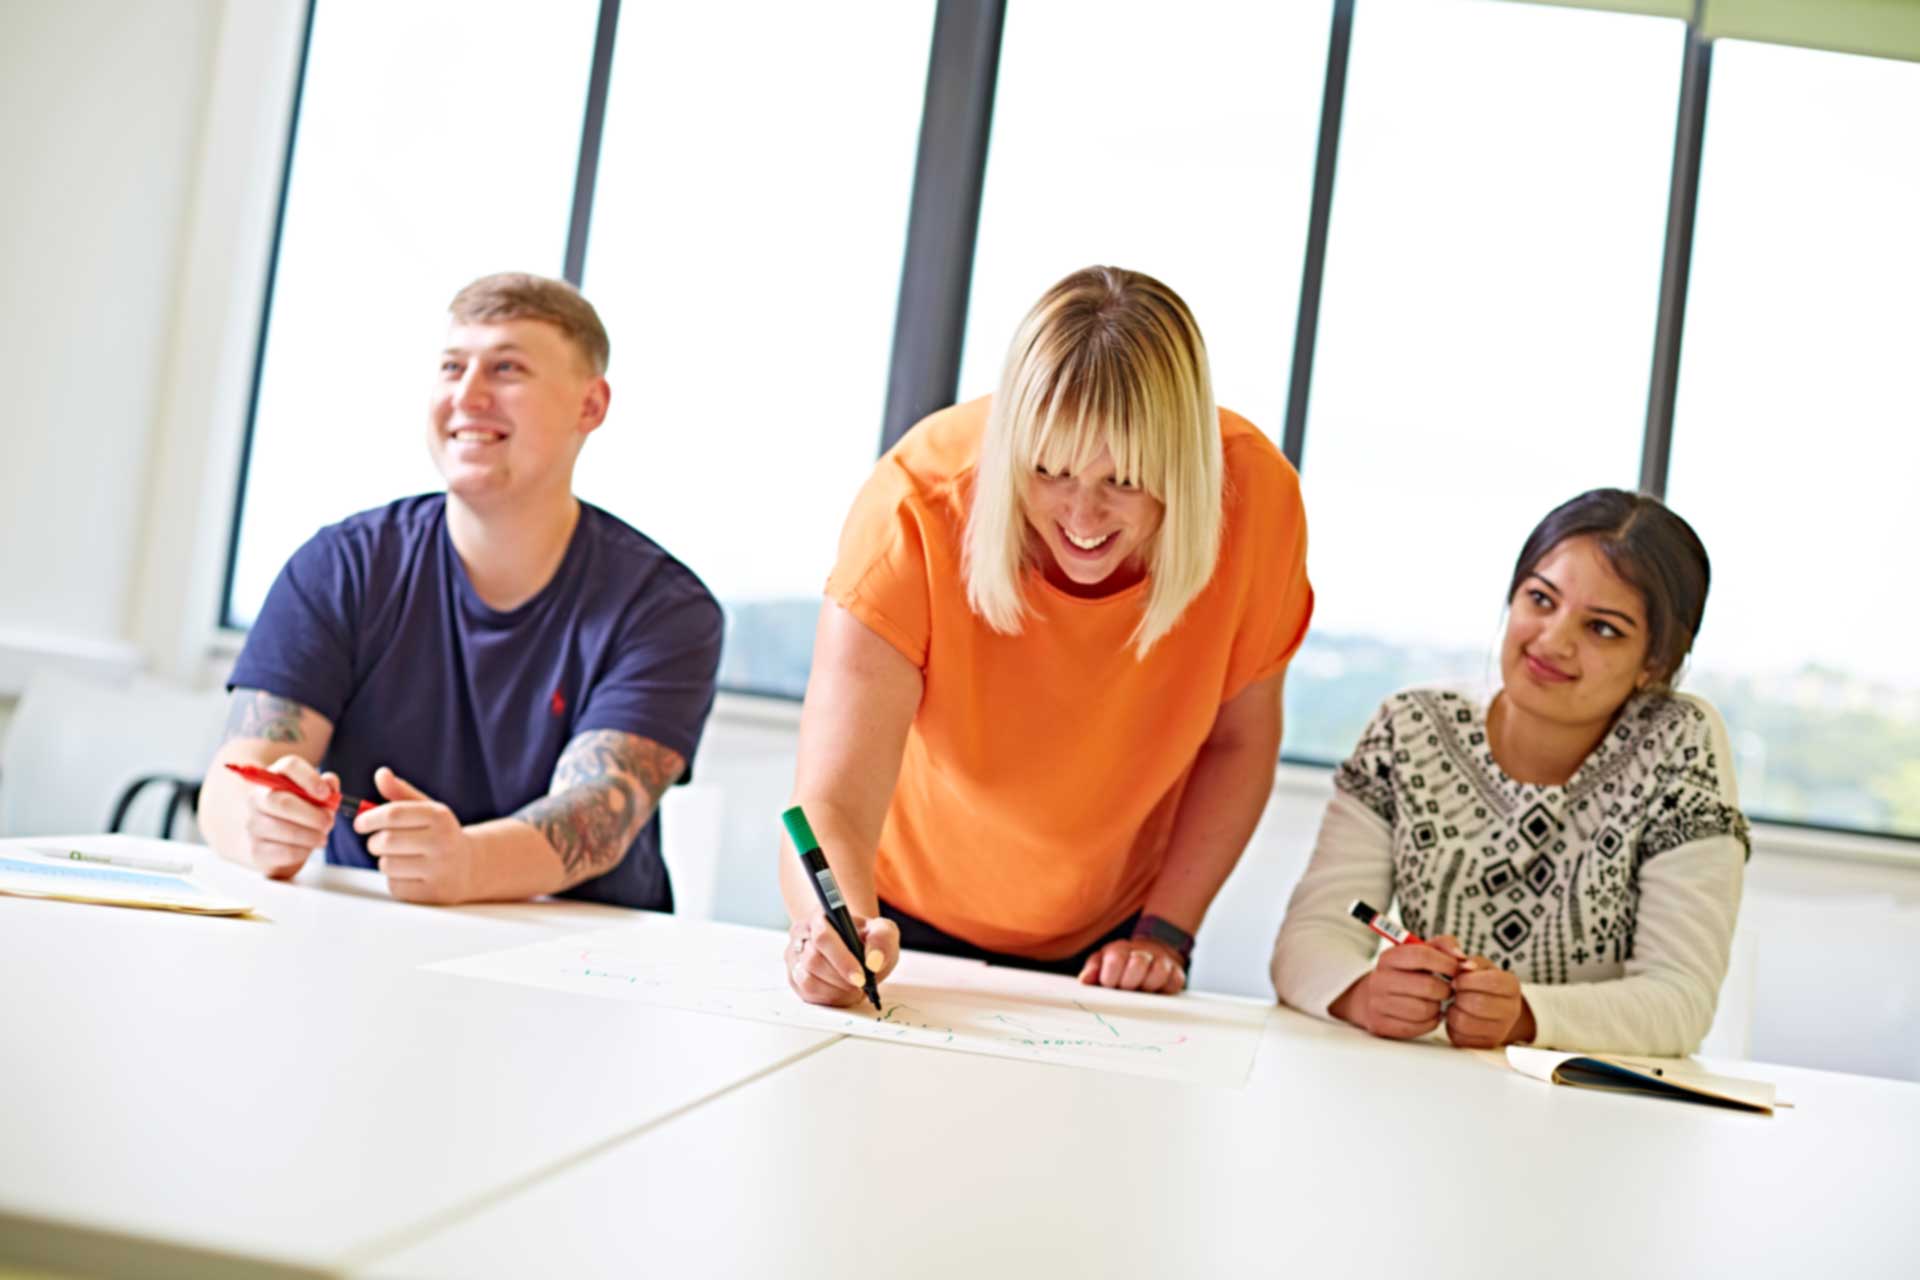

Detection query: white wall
xmin=0 ymin=0 xmax=304 ymax=699
xmin=0 ymin=0 xmax=218 ymax=663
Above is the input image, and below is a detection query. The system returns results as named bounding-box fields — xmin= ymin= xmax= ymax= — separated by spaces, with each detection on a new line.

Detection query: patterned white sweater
xmin=1271 ymin=686 xmax=1750 ymax=1055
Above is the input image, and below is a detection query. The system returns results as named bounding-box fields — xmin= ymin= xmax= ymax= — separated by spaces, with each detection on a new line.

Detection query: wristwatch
xmin=1131 ymin=913 xmax=1194 ymax=968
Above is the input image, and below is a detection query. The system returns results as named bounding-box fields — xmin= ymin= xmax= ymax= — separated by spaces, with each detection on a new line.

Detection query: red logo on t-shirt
xmin=550 ymin=689 xmax=567 ymax=717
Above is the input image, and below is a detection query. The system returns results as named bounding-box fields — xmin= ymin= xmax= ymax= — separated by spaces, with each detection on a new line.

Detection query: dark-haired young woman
xmin=1271 ymin=489 xmax=1750 ymax=1056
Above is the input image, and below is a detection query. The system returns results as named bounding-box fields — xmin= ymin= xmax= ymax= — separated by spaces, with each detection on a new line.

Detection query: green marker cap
xmin=781 ymin=805 xmax=820 ymax=854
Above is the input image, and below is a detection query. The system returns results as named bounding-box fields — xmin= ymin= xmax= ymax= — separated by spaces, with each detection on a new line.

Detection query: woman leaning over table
xmin=1272 ymin=490 xmax=1750 ymax=1057
xmin=780 ymin=265 xmax=1313 ymax=1007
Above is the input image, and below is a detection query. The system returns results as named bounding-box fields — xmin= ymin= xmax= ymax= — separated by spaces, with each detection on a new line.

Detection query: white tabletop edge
xmin=338 ymin=1035 xmax=847 ymax=1273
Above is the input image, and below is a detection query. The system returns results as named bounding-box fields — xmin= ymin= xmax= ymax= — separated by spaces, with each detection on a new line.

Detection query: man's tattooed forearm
xmin=515 ymin=731 xmax=685 ymax=882
xmin=551 ymin=730 xmax=684 ymax=801
xmin=224 ymin=690 xmax=307 ymax=744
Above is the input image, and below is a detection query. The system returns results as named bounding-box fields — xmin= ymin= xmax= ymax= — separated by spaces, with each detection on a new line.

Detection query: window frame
xmin=218 ymin=0 xmax=1918 ymax=847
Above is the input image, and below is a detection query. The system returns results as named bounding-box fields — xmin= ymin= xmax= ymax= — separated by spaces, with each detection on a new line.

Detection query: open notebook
xmin=0 ymin=854 xmax=253 ymax=916
xmin=1506 ymin=1046 xmax=1777 ymax=1115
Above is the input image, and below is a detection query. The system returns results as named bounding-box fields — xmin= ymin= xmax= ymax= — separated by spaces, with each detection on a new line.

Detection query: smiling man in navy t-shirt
xmin=199 ymin=273 xmax=722 ymax=909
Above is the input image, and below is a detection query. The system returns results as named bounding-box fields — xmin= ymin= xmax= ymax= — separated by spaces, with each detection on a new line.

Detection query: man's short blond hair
xmin=448 ymin=272 xmax=610 ymax=376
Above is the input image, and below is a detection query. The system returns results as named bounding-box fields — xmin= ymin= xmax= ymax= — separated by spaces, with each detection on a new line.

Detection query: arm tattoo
xmin=224 ymin=690 xmax=308 ymax=744
xmin=514 ymin=730 xmax=685 ymax=883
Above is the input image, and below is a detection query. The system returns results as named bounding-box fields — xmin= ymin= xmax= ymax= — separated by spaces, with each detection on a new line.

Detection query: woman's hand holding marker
xmin=786 ymin=911 xmax=900 ymax=1009
xmin=1445 ymin=955 xmax=1535 ymax=1048
xmin=781 ymin=805 xmax=898 ymax=1010
xmin=1342 ymin=935 xmax=1464 ymax=1039
xmin=1332 ymin=901 xmax=1540 ymax=1045
xmin=1333 ymin=900 xmax=1462 ymax=1038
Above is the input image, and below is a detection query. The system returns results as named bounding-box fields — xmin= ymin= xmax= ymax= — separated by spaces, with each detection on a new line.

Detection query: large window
xmin=959 ymin=0 xmax=1332 ymax=427
xmin=1666 ymin=40 xmax=1920 ymax=837
xmin=578 ymin=1 xmax=934 ymax=697
xmin=226 ymin=0 xmax=598 ymax=625
xmin=1284 ymin=0 xmax=1683 ymax=762
xmin=223 ymin=0 xmax=1920 ymax=846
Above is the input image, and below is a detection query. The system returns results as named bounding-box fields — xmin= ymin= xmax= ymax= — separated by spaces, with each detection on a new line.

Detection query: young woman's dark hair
xmin=1508 ymin=489 xmax=1711 ymax=688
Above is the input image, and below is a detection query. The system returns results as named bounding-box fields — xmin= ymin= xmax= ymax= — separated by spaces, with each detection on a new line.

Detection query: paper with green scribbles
xmin=428 ymin=916 xmax=1272 ymax=1087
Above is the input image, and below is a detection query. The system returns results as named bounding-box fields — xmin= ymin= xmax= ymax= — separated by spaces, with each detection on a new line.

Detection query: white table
xmin=0 ymin=835 xmax=832 ymax=1278
xmin=10 ymin=835 xmax=1919 ymax=1278
xmin=367 ymin=991 xmax=1920 ymax=1278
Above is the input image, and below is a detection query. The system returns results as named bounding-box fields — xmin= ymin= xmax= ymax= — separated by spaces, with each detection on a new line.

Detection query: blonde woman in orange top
xmin=780 ymin=266 xmax=1314 ymax=1007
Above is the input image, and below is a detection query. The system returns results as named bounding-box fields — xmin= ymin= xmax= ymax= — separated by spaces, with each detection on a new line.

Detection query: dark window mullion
xmin=1641 ymin=14 xmax=1713 ymax=498
xmin=879 ymin=0 xmax=1007 ymax=454
xmin=219 ymin=0 xmax=320 ymax=631
xmin=564 ymin=0 xmax=623 ymax=287
xmin=1281 ymin=0 xmax=1355 ymax=473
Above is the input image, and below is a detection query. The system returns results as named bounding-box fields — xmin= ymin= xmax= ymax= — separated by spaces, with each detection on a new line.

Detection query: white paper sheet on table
xmin=0 ymin=852 xmax=252 ymax=916
xmin=426 ymin=916 xmax=1273 ymax=1087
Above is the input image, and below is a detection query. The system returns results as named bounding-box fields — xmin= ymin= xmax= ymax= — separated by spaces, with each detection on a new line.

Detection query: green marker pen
xmin=781 ymin=804 xmax=882 ymax=1012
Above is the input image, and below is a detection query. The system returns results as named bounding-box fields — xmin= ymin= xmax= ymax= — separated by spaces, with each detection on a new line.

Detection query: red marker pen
xmin=224 ymin=763 xmax=377 ymax=818
xmin=1350 ymin=898 xmax=1472 ymax=988
xmin=1348 ymin=898 xmax=1426 ymax=947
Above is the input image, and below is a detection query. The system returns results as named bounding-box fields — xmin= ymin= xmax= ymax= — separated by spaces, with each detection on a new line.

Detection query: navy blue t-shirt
xmin=228 ymin=495 xmax=723 ymax=910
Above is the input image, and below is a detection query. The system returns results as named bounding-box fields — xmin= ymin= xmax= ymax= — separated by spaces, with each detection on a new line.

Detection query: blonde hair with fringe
xmin=964 ymin=266 xmax=1223 ymax=658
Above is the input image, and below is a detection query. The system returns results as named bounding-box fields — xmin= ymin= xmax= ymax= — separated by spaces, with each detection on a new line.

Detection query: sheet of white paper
xmin=427 ymin=916 xmax=1273 ymax=1087
xmin=0 ymin=853 xmax=252 ymax=915
xmin=1506 ymin=1045 xmax=1578 ymax=1083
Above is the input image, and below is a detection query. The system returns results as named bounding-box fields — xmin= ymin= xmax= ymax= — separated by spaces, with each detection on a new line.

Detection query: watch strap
xmin=1131 ymin=913 xmax=1194 ymax=967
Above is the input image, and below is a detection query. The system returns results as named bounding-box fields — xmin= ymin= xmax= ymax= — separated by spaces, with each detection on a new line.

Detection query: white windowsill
xmin=50 ymin=648 xmax=1889 ymax=875
xmin=709 ymin=691 xmax=1920 ymax=871
xmin=0 ymin=629 xmax=144 ymax=699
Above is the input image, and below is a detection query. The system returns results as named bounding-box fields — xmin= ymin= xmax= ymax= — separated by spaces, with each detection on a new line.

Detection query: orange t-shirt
xmin=826 ymin=396 xmax=1313 ymax=960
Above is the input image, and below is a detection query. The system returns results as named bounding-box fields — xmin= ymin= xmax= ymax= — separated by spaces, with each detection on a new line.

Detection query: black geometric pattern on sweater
xmin=1332 ymin=686 xmax=1749 ymax=982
